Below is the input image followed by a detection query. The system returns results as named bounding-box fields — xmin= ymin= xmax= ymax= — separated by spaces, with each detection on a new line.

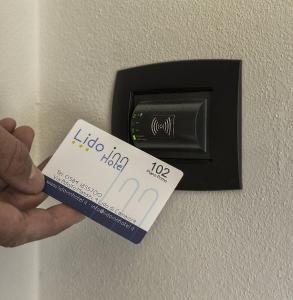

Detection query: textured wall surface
xmin=0 ymin=1 xmax=39 ymax=300
xmin=37 ymin=1 xmax=293 ymax=299
xmin=38 ymin=1 xmax=293 ymax=299
xmin=5 ymin=0 xmax=292 ymax=299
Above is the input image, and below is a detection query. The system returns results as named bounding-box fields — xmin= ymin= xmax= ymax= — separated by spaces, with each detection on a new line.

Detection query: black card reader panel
xmin=111 ymin=60 xmax=242 ymax=190
xmin=131 ymin=92 xmax=210 ymax=159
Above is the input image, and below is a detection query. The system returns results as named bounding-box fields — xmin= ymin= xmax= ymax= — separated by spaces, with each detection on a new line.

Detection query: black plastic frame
xmin=111 ymin=60 xmax=242 ymax=190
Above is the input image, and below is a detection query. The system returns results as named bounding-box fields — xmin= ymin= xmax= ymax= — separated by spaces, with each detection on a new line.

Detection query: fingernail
xmin=73 ymin=213 xmax=86 ymax=224
xmin=76 ymin=215 xmax=86 ymax=224
xmin=29 ymin=164 xmax=38 ymax=179
xmin=29 ymin=164 xmax=45 ymax=189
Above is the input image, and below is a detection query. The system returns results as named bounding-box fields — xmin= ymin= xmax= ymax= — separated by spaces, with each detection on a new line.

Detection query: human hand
xmin=0 ymin=118 xmax=84 ymax=247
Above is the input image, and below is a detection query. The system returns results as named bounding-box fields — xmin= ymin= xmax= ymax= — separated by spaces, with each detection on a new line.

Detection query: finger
xmin=13 ymin=126 xmax=34 ymax=151
xmin=0 ymin=126 xmax=44 ymax=194
xmin=0 ymin=201 xmax=25 ymax=247
xmin=0 ymin=118 xmax=16 ymax=133
xmin=0 ymin=158 xmax=51 ymax=210
xmin=2 ymin=188 xmax=48 ymax=211
xmin=0 ymin=119 xmax=16 ymax=191
xmin=0 ymin=126 xmax=34 ymax=192
xmin=0 ymin=202 xmax=84 ymax=247
xmin=22 ymin=204 xmax=85 ymax=244
xmin=0 ymin=179 xmax=7 ymax=191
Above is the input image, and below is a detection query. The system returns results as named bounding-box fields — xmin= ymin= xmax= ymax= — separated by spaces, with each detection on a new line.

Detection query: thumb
xmin=0 ymin=125 xmax=44 ymax=194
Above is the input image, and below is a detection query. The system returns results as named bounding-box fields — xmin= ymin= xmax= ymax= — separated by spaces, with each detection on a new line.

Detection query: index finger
xmin=0 ymin=118 xmax=16 ymax=132
xmin=21 ymin=204 xmax=85 ymax=244
xmin=0 ymin=126 xmax=44 ymax=194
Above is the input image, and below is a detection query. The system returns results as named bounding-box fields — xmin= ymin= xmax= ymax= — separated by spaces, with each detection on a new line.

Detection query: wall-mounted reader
xmin=130 ymin=92 xmax=210 ymax=160
xmin=111 ymin=60 xmax=242 ymax=190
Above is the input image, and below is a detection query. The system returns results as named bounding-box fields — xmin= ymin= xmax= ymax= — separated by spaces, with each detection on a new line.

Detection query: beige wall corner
xmin=0 ymin=1 xmax=39 ymax=300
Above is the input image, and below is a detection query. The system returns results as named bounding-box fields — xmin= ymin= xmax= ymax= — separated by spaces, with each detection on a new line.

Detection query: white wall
xmin=1 ymin=0 xmax=292 ymax=299
xmin=0 ymin=1 xmax=39 ymax=300
xmin=37 ymin=1 xmax=293 ymax=299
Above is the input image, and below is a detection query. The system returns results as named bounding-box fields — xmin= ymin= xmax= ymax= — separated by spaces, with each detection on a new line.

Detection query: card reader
xmin=131 ymin=99 xmax=208 ymax=153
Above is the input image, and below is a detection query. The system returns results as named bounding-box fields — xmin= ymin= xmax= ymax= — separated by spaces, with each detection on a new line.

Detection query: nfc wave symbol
xmin=151 ymin=116 xmax=174 ymax=136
